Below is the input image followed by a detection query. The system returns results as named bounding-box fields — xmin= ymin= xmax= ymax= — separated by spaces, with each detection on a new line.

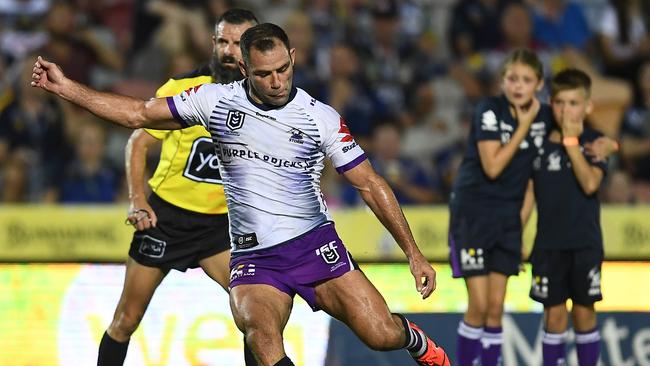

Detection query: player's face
xmin=501 ymin=62 xmax=543 ymax=108
xmin=551 ymin=88 xmax=593 ymax=127
xmin=211 ymin=21 xmax=254 ymax=83
xmin=242 ymin=42 xmax=295 ymax=106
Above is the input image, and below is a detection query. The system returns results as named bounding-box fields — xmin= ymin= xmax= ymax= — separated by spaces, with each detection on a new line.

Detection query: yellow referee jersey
xmin=145 ymin=64 xmax=227 ymax=214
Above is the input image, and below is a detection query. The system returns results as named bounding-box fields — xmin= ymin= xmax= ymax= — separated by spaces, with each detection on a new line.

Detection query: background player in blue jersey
xmin=529 ymin=68 xmax=607 ymax=366
xmin=30 ymin=23 xmax=450 ymax=366
xmin=96 ymin=9 xmax=258 ymax=366
xmin=448 ymin=49 xmax=552 ymax=366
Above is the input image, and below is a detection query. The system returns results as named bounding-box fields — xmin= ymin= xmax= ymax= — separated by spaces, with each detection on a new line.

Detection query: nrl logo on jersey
xmin=226 ymin=110 xmax=246 ymax=131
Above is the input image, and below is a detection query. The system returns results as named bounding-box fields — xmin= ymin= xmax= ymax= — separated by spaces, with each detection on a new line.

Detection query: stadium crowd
xmin=1 ymin=0 xmax=649 ymax=205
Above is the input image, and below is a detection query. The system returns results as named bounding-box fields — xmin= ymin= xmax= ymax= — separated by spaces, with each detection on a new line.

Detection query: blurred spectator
xmin=619 ymin=61 xmax=650 ymax=193
xmin=359 ymin=0 xmax=417 ymax=120
xmin=448 ymin=0 xmax=516 ymax=59
xmin=57 ymin=121 xmax=122 ymax=203
xmin=40 ymin=1 xmax=123 ymax=87
xmin=470 ymin=2 xmax=555 ymax=95
xmin=321 ymin=42 xmax=385 ymax=148
xmin=0 ymin=56 xmax=72 ymax=202
xmin=341 ymin=121 xmax=441 ymax=206
xmin=598 ymin=0 xmax=650 ymax=85
xmin=528 ymin=0 xmax=592 ymax=52
xmin=284 ymin=10 xmax=323 ymax=98
xmin=401 ymin=75 xmax=467 ymax=198
xmin=602 ymin=170 xmax=637 ymax=203
xmin=0 ymin=0 xmax=49 ymax=65
xmin=129 ymin=0 xmax=212 ymax=83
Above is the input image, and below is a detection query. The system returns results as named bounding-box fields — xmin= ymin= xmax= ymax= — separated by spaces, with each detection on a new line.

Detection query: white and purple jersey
xmin=166 ymin=80 xmax=366 ymax=254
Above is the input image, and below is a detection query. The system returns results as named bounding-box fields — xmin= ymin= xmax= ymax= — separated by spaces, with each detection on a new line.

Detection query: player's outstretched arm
xmin=31 ymin=56 xmax=180 ymax=130
xmin=343 ymin=160 xmax=436 ymax=299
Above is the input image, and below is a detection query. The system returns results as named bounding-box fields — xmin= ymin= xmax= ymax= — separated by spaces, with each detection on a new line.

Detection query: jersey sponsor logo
xmin=234 ymin=233 xmax=259 ymax=250
xmin=588 ymin=267 xmax=601 ymax=296
xmin=342 ymin=141 xmax=358 ymax=153
xmin=531 ymin=275 xmax=549 ymax=299
xmin=501 ymin=132 xmax=512 ymax=144
xmin=289 ymin=128 xmax=304 ymax=144
xmin=230 ymin=263 xmax=256 ymax=282
xmin=519 ymin=139 xmax=529 ymax=149
xmin=183 ymin=137 xmax=223 ymax=184
xmin=316 ymin=240 xmax=340 ymax=264
xmin=226 ymin=110 xmax=246 ymax=130
xmin=460 ymin=248 xmax=484 ymax=271
xmin=481 ymin=110 xmax=498 ymax=131
xmin=530 ymin=122 xmax=547 ymax=151
xmin=547 ymin=151 xmax=562 ymax=171
xmin=136 ymin=234 xmax=166 ymax=258
xmin=255 ymin=111 xmax=277 ymax=121
xmin=219 ymin=145 xmax=315 ymax=170
xmin=338 ymin=118 xmax=354 ymax=142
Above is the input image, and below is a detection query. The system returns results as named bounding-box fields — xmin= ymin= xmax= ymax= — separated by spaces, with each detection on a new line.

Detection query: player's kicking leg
xmin=199 ymin=250 xmax=258 ymax=366
xmin=97 ymin=258 xmax=167 ymax=366
xmin=229 ymin=284 xmax=294 ymax=366
xmin=314 ymin=270 xmax=450 ymax=366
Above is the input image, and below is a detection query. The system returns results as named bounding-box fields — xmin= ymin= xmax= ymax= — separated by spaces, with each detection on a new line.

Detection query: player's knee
xmin=360 ymin=319 xmax=404 ymax=351
xmin=112 ymin=309 xmax=145 ymax=336
xmin=545 ymin=314 xmax=567 ymax=333
xmin=485 ymin=298 xmax=505 ymax=322
xmin=466 ymin=300 xmax=489 ymax=323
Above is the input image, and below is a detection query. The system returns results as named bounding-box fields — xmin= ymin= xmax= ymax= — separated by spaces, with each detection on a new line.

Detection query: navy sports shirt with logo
xmin=166 ymin=80 xmax=366 ymax=254
xmin=532 ymin=127 xmax=607 ymax=250
xmin=451 ymin=95 xmax=552 ymax=214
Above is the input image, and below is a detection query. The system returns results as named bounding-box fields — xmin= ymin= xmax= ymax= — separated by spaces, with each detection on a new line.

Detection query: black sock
xmin=273 ymin=356 xmax=295 ymax=366
xmin=97 ymin=331 xmax=129 ymax=366
xmin=244 ymin=336 xmax=257 ymax=366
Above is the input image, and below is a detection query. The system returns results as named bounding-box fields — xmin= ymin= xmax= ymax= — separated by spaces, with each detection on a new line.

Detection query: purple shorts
xmin=229 ymin=222 xmax=358 ymax=311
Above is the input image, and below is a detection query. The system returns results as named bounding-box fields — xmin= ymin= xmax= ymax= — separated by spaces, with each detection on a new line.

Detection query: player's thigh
xmin=229 ymin=284 xmax=293 ymax=334
xmin=115 ymin=257 xmax=167 ymax=314
xmin=199 ymin=249 xmax=231 ymax=291
xmin=314 ymin=270 xmax=395 ymax=337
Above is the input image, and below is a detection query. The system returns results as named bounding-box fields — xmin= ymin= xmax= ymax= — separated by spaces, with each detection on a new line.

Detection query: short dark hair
xmin=216 ymin=8 xmax=258 ymax=27
xmin=240 ymin=23 xmax=291 ymax=65
xmin=500 ymin=48 xmax=544 ymax=81
xmin=551 ymin=68 xmax=592 ymax=98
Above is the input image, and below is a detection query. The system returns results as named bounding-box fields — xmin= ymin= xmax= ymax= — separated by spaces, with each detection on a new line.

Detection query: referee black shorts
xmin=129 ymin=193 xmax=230 ymax=272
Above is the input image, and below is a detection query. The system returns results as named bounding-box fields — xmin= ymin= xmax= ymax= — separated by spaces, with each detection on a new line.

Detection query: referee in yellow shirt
xmin=97 ymin=9 xmax=258 ymax=366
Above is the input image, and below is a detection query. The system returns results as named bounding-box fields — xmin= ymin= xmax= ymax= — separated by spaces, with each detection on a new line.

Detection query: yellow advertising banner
xmin=0 ymin=205 xmax=649 ymax=261
xmin=0 ymin=205 xmax=133 ymax=262
xmin=333 ymin=205 xmax=650 ymax=261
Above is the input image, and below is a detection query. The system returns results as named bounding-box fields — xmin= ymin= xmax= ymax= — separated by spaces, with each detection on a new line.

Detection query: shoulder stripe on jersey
xmin=336 ymin=153 xmax=367 ymax=174
xmin=166 ymin=97 xmax=189 ymax=128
